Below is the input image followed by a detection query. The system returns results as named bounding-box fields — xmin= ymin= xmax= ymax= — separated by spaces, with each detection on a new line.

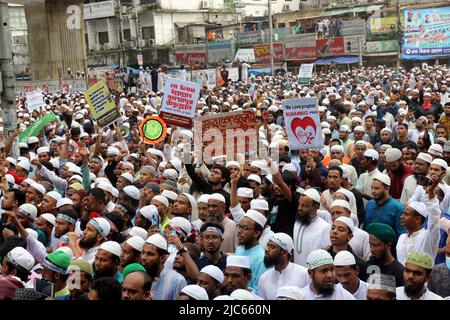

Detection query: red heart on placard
xmin=291 ymin=117 xmax=317 ymax=144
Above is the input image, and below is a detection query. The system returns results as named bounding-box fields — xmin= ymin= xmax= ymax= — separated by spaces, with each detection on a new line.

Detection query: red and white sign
xmin=175 ymin=45 xmax=207 ymax=66
xmin=316 ymin=37 xmax=345 ymax=57
xmin=282 ymin=98 xmax=323 ymax=150
xmin=159 ymin=78 xmax=201 ymax=129
xmin=284 ymin=35 xmax=317 ymax=60
xmin=253 ymin=42 xmax=284 ymax=63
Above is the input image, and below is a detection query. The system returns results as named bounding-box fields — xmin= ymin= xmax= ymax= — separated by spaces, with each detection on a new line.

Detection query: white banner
xmin=282 ymin=98 xmax=323 ymax=150
xmin=298 ymin=64 xmax=314 ymax=85
xmin=191 ymin=69 xmax=217 ymax=89
xmin=26 ymin=91 xmax=45 ymax=113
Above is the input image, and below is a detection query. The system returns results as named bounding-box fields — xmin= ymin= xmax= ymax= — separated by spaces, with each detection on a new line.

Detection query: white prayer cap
xmin=107 ymin=146 xmax=120 ymax=156
xmin=363 ymin=149 xmax=379 ymax=161
xmin=431 ymin=158 xmax=448 ymax=170
xmin=122 ymin=162 xmax=134 ymax=171
xmin=40 ymin=213 xmax=56 ymax=226
xmin=282 ymin=163 xmax=297 ymax=173
xmin=247 ymin=174 xmax=261 ymax=184
xmin=88 ymin=217 xmax=111 ymax=238
xmin=230 ymin=289 xmax=255 ymax=300
xmin=152 ymin=195 xmax=169 ymax=207
xmin=353 ymin=125 xmax=365 ymax=132
xmin=200 ymin=265 xmax=224 ymax=284
xmin=19 ymin=204 xmax=38 ymax=221
xmin=80 ymin=132 xmax=89 ymax=138
xmin=197 ymin=194 xmax=211 ymax=204
xmin=6 ymin=157 xmax=17 ymax=166
xmin=29 ymin=182 xmax=46 ymax=195
xmin=250 ymin=160 xmax=268 ymax=174
xmin=69 ymin=175 xmax=83 ymax=184
xmin=385 ymin=148 xmax=402 ymax=162
xmin=97 ymin=181 xmax=113 ymax=194
xmin=322 ymin=128 xmax=332 ymax=135
xmin=37 ymin=146 xmax=50 ymax=155
xmin=17 ymin=160 xmax=31 ymax=171
xmin=335 ymin=216 xmax=355 ymax=233
xmin=147 ymin=148 xmax=165 ymax=161
xmin=145 ymin=233 xmax=168 ymax=251
xmin=125 ymin=236 xmax=145 ymax=252
xmin=99 ymin=241 xmax=122 ymax=257
xmin=302 ymin=188 xmax=320 ymax=203
xmin=27 ymin=136 xmax=39 ymax=144
xmin=129 ymin=226 xmax=148 ymax=240
xmin=226 ymin=255 xmax=250 ymax=269
xmin=139 ymin=205 xmax=159 ymax=223
xmin=243 ymin=209 xmax=267 ymax=228
xmin=416 ymin=152 xmax=433 ymax=164
xmin=162 ymin=168 xmax=179 ymax=180
xmin=306 ymin=249 xmax=334 ymax=270
xmin=160 ymin=190 xmax=177 ymax=202
xmin=179 ymin=130 xmax=194 ymax=141
xmin=373 ymin=173 xmax=391 ymax=186
xmin=321 ymin=121 xmax=331 ymax=129
xmin=428 ymin=143 xmax=444 ymax=157
xmin=339 ymin=125 xmax=351 ymax=133
xmin=68 ymin=166 xmax=82 ymax=175
xmin=367 ymin=273 xmax=396 ymax=293
xmin=7 ymin=247 xmax=35 ymax=271
xmin=169 ymin=157 xmax=183 ymax=173
xmin=226 ymin=161 xmax=240 ymax=169
xmin=120 ymin=172 xmax=134 ymax=183
xmin=180 ymin=285 xmax=209 ymax=300
xmin=46 ymin=191 xmax=62 ymax=202
xmin=250 ymin=199 xmax=269 ymax=211
xmin=276 ymin=286 xmax=306 ymax=300
xmin=26 ymin=228 xmax=38 ymax=240
xmin=18 ymin=142 xmax=28 ymax=149
xmin=330 ymin=145 xmax=344 ymax=153
xmin=169 ymin=217 xmax=192 ymax=236
xmin=331 ymin=199 xmax=351 ymax=212
xmin=334 ymin=250 xmax=356 ymax=266
xmin=270 ymin=233 xmax=294 ymax=253
xmin=209 ymin=193 xmax=226 ymax=203
xmin=408 ymin=201 xmax=428 ymax=218
xmin=237 ymin=187 xmax=253 ymax=198
xmin=57 ymin=197 xmax=74 ymax=208
xmin=123 ymin=185 xmax=140 ymax=200
xmin=380 ymin=128 xmax=392 ymax=134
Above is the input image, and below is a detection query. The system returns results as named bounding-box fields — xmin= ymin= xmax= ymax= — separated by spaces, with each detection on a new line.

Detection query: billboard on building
xmin=237 ymin=30 xmax=264 ymax=46
xmin=403 ymin=6 xmax=450 ymax=60
xmin=341 ymin=19 xmax=366 ymax=36
xmin=175 ymin=45 xmax=207 ymax=66
xmin=366 ymin=40 xmax=398 ymax=53
xmin=284 ymin=34 xmax=317 ymax=60
xmin=207 ymin=40 xmax=235 ymax=64
xmin=369 ymin=16 xmax=398 ymax=35
xmin=316 ymin=37 xmax=345 ymax=57
xmin=253 ymin=42 xmax=284 ymax=63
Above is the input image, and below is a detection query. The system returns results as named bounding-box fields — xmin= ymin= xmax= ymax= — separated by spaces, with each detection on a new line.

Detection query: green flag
xmin=18 ymin=112 xmax=59 ymax=143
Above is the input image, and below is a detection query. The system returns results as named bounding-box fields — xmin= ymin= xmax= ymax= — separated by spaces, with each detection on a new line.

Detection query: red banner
xmin=285 ymin=47 xmax=317 ymax=60
xmin=175 ymin=53 xmax=207 ymax=66
xmin=316 ymin=37 xmax=345 ymax=57
xmin=253 ymin=42 xmax=284 ymax=63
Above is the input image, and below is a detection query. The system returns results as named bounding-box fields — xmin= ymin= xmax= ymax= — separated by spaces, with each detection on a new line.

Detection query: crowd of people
xmin=0 ymin=62 xmax=450 ymax=301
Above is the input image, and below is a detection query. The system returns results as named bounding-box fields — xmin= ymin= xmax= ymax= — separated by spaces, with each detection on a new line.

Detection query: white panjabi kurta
xmin=352 ymin=280 xmax=368 ymax=300
xmin=301 ymin=283 xmax=356 ymax=300
xmin=400 ymin=174 xmax=417 ymax=205
xmin=293 ymin=216 xmax=330 ymax=267
xmin=396 ymin=287 xmax=443 ymax=300
xmin=258 ymin=262 xmax=309 ymax=300
xmin=396 ymin=198 xmax=441 ymax=266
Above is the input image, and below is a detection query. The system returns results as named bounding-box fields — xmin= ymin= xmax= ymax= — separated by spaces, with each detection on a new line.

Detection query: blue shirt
xmin=151 ymin=268 xmax=187 ymax=300
xmin=235 ymin=244 xmax=269 ymax=295
xmin=364 ymin=197 xmax=406 ymax=238
xmin=424 ymin=211 xmax=450 ymax=265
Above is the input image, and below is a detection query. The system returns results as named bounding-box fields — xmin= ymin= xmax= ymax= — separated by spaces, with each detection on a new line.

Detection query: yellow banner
xmin=369 ymin=16 xmax=398 ymax=34
xmin=84 ymin=80 xmax=121 ymax=128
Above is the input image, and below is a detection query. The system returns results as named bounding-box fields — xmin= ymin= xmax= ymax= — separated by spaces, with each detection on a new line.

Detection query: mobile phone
xmin=34 ymin=278 xmax=54 ymax=298
xmin=416 ymin=175 xmax=429 ymax=186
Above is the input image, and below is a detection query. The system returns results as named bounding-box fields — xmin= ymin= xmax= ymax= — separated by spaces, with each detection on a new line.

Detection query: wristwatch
xmin=178 ymin=246 xmax=188 ymax=254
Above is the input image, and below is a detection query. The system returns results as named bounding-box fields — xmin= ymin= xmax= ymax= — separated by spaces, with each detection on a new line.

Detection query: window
xmin=283 ymin=5 xmax=290 ymax=11
xmin=124 ymin=29 xmax=131 ymax=41
xmin=98 ymin=31 xmax=109 ymax=45
xmin=140 ymin=0 xmax=157 ymax=4
xmin=141 ymin=26 xmax=155 ymax=40
xmin=278 ymin=23 xmax=286 ymax=28
xmin=346 ymin=41 xmax=352 ymax=52
xmin=289 ymin=21 xmax=297 ymax=27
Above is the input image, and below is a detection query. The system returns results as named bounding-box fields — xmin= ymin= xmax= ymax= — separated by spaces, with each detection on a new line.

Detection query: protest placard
xmin=159 ymin=78 xmax=201 ymax=129
xmin=26 ymin=91 xmax=45 ymax=113
xmin=18 ymin=112 xmax=59 ymax=143
xmin=366 ymin=90 xmax=380 ymax=105
xmin=298 ymin=64 xmax=314 ymax=85
xmin=193 ymin=110 xmax=258 ymax=163
xmin=84 ymin=80 xmax=121 ymax=128
xmin=282 ymin=98 xmax=323 ymax=150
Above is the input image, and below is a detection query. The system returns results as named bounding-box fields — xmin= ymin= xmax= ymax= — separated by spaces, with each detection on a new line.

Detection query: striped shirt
xmin=151 ymin=268 xmax=187 ymax=300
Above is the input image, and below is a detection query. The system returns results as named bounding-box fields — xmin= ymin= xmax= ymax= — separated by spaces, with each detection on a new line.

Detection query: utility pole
xmin=267 ymin=0 xmax=275 ymax=76
xmin=118 ymin=0 xmax=126 ymax=68
xmin=0 ymin=2 xmax=16 ymax=138
xmin=396 ymin=0 xmax=401 ymax=71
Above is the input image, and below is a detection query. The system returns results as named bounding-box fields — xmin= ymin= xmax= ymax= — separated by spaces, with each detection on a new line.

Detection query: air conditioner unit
xmin=139 ymin=39 xmax=147 ymax=47
xmin=103 ymin=43 xmax=110 ymax=49
xmin=201 ymin=0 xmax=209 ymax=9
xmin=95 ymin=43 xmax=102 ymax=51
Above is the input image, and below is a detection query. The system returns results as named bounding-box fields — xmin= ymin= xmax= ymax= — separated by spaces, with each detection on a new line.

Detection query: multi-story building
xmin=8 ymin=4 xmax=30 ymax=77
xmin=84 ymin=0 xmax=236 ymax=67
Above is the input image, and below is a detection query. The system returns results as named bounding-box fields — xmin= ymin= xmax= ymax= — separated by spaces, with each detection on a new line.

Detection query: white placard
xmin=26 ymin=91 xmax=45 ymax=113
